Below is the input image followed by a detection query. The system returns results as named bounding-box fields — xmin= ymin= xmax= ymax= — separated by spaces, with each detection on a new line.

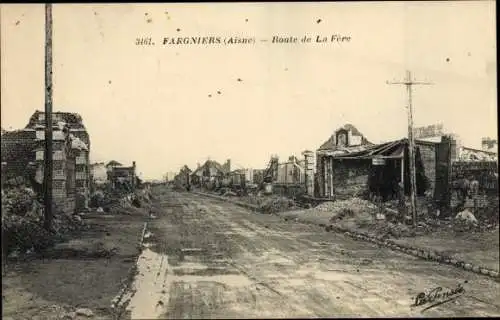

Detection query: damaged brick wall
xmin=416 ymin=141 xmax=437 ymax=195
xmin=450 ymin=161 xmax=498 ymax=211
xmin=332 ymin=159 xmax=370 ymax=197
xmin=1 ymin=130 xmax=37 ymax=182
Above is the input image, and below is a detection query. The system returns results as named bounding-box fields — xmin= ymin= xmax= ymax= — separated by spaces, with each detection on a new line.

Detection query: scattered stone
xmin=455 ymin=209 xmax=478 ymax=224
xmin=75 ymin=308 xmax=94 ymax=317
xmin=472 ymin=266 xmax=480 ymax=273
xmin=96 ymin=207 xmax=104 ymax=213
xmin=480 ymin=268 xmax=490 ymax=275
xmin=62 ymin=312 xmax=76 ymax=320
xmin=489 ymin=271 xmax=499 ymax=277
xmin=376 ymin=213 xmax=386 ymax=220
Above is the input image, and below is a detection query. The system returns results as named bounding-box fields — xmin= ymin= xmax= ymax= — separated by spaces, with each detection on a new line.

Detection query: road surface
xmin=121 ymin=187 xmax=500 ymax=319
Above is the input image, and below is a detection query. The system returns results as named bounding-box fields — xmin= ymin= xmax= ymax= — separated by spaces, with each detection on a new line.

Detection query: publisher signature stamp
xmin=412 ymin=282 xmax=466 ymax=312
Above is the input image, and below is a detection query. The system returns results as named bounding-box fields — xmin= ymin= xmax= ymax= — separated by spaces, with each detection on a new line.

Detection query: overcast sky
xmin=1 ymin=2 xmax=496 ymax=180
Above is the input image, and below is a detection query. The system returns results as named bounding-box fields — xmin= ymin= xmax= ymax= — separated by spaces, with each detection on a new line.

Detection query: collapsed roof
xmin=318 ymin=138 xmax=441 ymax=160
xmin=318 ymin=139 xmax=405 ymax=159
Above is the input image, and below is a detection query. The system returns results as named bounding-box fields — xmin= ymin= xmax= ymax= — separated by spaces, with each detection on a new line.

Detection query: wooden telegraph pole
xmin=43 ymin=3 xmax=54 ymax=231
xmin=387 ymin=70 xmax=433 ymax=228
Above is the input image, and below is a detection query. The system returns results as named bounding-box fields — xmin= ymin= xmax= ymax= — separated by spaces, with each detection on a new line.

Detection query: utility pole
xmin=43 ymin=3 xmax=54 ymax=231
xmin=387 ymin=70 xmax=433 ymax=228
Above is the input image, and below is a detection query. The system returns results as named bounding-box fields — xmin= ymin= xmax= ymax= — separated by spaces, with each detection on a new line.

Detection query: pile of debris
xmin=221 ymin=190 xmax=238 ymax=197
xmin=260 ymin=197 xmax=299 ymax=214
xmin=131 ymin=188 xmax=153 ymax=208
xmin=316 ymin=198 xmax=378 ymax=219
xmin=239 ymin=194 xmax=266 ymax=206
xmin=2 ymin=186 xmax=84 ymax=257
xmin=90 ymin=187 xmax=153 ymax=214
xmin=366 ymin=221 xmax=414 ymax=239
xmin=312 ymin=197 xmax=380 ymax=230
xmin=451 ymin=208 xmax=497 ymax=232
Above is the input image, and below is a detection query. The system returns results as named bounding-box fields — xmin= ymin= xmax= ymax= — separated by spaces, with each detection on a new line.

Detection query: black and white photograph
xmin=1 ymin=2 xmax=498 ymax=319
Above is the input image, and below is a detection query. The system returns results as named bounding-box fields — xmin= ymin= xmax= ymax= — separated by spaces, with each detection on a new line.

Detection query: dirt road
xmin=121 ymin=187 xmax=500 ymax=319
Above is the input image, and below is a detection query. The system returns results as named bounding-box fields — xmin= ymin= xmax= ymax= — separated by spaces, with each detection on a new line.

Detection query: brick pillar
xmin=303 ymin=151 xmax=315 ymax=196
xmin=324 ymin=158 xmax=328 ymax=198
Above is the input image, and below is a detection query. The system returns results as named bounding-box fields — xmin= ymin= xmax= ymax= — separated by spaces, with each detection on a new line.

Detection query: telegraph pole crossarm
xmin=387 ymin=70 xmax=433 ymax=228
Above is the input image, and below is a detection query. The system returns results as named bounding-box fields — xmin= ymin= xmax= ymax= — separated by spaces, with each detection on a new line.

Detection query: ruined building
xmin=26 ymin=111 xmax=91 ymax=210
xmin=1 ymin=119 xmax=87 ymax=214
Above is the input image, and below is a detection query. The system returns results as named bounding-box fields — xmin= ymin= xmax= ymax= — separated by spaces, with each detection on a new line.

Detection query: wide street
xmin=122 ymin=186 xmax=500 ymax=319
